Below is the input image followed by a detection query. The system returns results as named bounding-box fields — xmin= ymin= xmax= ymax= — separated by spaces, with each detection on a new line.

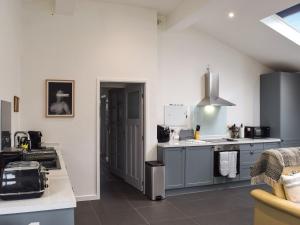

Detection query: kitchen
xmin=154 ymin=68 xmax=281 ymax=198
xmin=1 ymin=0 xmax=300 ymax=225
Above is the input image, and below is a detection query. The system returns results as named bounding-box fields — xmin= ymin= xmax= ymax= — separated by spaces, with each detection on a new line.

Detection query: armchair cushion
xmin=272 ymin=166 xmax=300 ymax=199
xmin=281 ymin=173 xmax=300 ymax=203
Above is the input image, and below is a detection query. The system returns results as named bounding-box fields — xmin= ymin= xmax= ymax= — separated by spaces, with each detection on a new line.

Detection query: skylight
xmin=277 ymin=3 xmax=300 ymax=32
xmin=261 ymin=3 xmax=300 ymax=46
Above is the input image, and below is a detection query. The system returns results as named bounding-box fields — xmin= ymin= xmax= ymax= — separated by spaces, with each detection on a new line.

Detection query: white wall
xmin=0 ymin=0 xmax=21 ymax=133
xmin=20 ymin=1 xmax=272 ymax=199
xmin=158 ymin=29 xmax=272 ymax=127
xmin=20 ymin=0 xmax=158 ymax=199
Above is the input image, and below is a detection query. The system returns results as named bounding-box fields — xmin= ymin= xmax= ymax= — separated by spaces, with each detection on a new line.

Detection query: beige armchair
xmin=251 ymin=166 xmax=300 ymax=225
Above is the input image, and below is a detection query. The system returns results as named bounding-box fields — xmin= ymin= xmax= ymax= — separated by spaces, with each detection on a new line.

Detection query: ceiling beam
xmin=165 ymin=0 xmax=209 ymax=31
xmin=53 ymin=0 xmax=76 ymax=15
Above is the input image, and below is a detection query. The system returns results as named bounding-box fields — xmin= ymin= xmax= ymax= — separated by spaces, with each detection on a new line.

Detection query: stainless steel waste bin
xmin=145 ymin=161 xmax=165 ymax=201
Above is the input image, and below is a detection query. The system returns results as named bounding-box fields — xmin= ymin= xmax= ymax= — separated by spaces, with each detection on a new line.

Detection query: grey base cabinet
xmin=185 ymin=146 xmax=213 ymax=187
xmin=158 ymin=142 xmax=281 ymax=190
xmin=240 ymin=143 xmax=264 ymax=181
xmin=0 ymin=208 xmax=74 ymax=225
xmin=158 ymin=146 xmax=213 ymax=190
xmin=158 ymin=147 xmax=185 ymax=190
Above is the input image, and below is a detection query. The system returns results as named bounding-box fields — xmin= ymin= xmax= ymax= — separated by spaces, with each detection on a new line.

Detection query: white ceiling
xmin=190 ymin=0 xmax=300 ymax=71
xmin=59 ymin=0 xmax=300 ymax=71
xmin=100 ymin=0 xmax=182 ymax=14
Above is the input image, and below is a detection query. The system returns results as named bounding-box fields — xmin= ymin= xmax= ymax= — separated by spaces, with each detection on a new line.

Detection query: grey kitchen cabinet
xmin=185 ymin=146 xmax=213 ymax=187
xmin=261 ymin=72 xmax=300 ymax=147
xmin=240 ymin=143 xmax=264 ymax=164
xmin=240 ymin=143 xmax=264 ymax=181
xmin=157 ymin=147 xmax=185 ymax=190
xmin=240 ymin=163 xmax=252 ymax=180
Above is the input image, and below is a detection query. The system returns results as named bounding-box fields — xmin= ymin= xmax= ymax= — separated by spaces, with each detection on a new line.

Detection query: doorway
xmin=99 ymin=82 xmax=145 ymax=196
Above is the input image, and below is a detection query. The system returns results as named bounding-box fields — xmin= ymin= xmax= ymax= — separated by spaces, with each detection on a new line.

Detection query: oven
xmin=213 ymin=145 xmax=240 ymax=177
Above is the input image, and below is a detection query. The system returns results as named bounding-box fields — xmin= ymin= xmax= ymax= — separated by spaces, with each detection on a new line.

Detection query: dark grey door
xmin=185 ymin=146 xmax=213 ymax=187
xmin=108 ymin=89 xmax=125 ymax=177
xmin=164 ymin=147 xmax=185 ymax=190
xmin=125 ymin=84 xmax=144 ymax=191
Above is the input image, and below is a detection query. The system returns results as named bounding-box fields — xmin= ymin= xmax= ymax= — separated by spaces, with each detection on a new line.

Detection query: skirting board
xmin=76 ymin=194 xmax=99 ymax=202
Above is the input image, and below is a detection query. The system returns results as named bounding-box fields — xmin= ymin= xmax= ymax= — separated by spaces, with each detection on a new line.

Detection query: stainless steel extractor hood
xmin=198 ymin=71 xmax=235 ymax=106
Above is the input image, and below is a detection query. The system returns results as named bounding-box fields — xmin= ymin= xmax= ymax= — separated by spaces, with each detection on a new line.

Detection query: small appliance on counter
xmin=0 ymin=161 xmax=48 ymax=200
xmin=245 ymin=126 xmax=270 ymax=139
xmin=179 ymin=129 xmax=194 ymax=140
xmin=28 ymin=131 xmax=43 ymax=149
xmin=157 ymin=125 xmax=170 ymax=143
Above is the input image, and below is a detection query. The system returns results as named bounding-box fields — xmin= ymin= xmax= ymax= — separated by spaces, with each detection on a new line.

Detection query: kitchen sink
xmin=23 ymin=149 xmax=61 ymax=170
xmin=185 ymin=139 xmax=208 ymax=144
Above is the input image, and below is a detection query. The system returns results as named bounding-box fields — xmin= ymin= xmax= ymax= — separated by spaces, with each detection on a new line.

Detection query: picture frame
xmin=13 ymin=96 xmax=19 ymax=112
xmin=45 ymin=80 xmax=75 ymax=117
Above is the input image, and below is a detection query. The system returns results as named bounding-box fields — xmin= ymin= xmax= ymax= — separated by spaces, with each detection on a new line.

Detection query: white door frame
xmin=96 ymin=77 xmax=147 ymax=199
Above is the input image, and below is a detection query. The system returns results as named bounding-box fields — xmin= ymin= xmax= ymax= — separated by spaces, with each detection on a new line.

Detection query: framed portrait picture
xmin=46 ymin=80 xmax=75 ymax=117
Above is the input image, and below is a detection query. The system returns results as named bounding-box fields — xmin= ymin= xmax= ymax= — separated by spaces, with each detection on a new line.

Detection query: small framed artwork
xmin=46 ymin=80 xmax=75 ymax=117
xmin=13 ymin=96 xmax=20 ymax=112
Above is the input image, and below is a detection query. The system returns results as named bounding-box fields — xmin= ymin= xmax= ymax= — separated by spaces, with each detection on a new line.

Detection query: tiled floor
xmin=75 ymin=168 xmax=268 ymax=225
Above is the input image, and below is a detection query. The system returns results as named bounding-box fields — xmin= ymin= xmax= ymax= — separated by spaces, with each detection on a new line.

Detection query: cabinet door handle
xmin=250 ymin=150 xmax=254 ymax=155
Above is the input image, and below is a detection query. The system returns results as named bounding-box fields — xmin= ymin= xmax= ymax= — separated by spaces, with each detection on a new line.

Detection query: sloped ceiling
xmin=54 ymin=0 xmax=300 ymax=71
xmin=190 ymin=0 xmax=300 ymax=72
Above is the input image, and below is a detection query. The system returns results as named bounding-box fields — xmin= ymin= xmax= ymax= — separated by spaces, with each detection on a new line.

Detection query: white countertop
xmin=157 ymin=138 xmax=281 ymax=148
xmin=0 ymin=149 xmax=76 ymax=215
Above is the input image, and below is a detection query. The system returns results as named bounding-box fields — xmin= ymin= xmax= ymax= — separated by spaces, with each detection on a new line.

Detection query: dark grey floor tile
xmin=192 ymin=211 xmax=232 ymax=225
xmin=126 ymin=193 xmax=169 ymax=209
xmin=137 ymin=203 xmax=187 ymax=223
xmin=150 ymin=218 xmax=197 ymax=225
xmin=192 ymin=207 xmax=254 ymax=225
xmin=97 ymin=208 xmax=147 ymax=225
xmin=75 ymin=201 xmax=101 ymax=225
xmin=171 ymin=194 xmax=245 ymax=217
xmin=91 ymin=197 xmax=133 ymax=214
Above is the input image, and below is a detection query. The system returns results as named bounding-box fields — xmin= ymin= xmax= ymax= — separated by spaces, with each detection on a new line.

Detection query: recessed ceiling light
xmin=228 ymin=12 xmax=235 ymax=18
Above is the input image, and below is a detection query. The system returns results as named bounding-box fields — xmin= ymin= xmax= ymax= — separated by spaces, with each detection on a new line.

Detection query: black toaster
xmin=0 ymin=161 xmax=48 ymax=200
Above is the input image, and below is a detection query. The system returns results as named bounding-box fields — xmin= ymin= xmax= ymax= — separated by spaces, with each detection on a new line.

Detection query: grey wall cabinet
xmin=185 ymin=146 xmax=213 ymax=187
xmin=158 ymin=147 xmax=185 ymax=190
xmin=261 ymin=72 xmax=300 ymax=147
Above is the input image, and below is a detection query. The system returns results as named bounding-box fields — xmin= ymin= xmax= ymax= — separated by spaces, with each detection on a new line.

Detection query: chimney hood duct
xmin=198 ymin=71 xmax=235 ymax=106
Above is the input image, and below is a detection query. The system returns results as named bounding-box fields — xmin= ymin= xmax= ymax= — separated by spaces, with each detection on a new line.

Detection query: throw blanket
xmin=251 ymin=147 xmax=300 ymax=187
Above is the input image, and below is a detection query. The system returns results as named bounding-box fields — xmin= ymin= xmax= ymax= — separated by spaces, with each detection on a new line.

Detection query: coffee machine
xmin=28 ymin=131 xmax=43 ymax=149
xmin=157 ymin=125 xmax=170 ymax=143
